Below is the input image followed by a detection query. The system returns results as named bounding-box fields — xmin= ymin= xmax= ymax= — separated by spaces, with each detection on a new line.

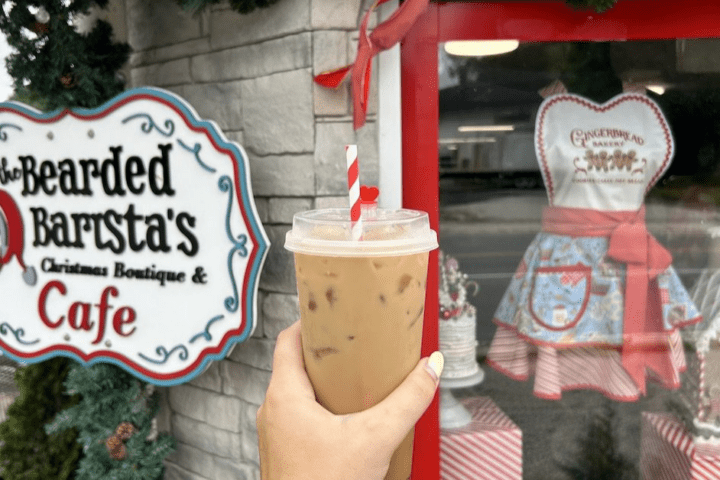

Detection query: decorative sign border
xmin=0 ymin=87 xmax=269 ymax=385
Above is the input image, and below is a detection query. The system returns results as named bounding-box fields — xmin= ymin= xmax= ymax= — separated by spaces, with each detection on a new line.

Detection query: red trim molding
xmin=400 ymin=1 xmax=720 ymax=478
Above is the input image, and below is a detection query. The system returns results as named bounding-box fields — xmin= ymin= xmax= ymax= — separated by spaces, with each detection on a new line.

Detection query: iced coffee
xmin=285 ymin=208 xmax=438 ymax=480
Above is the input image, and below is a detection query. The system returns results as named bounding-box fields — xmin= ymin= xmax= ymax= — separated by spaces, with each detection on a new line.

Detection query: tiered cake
xmin=682 ymin=262 xmax=720 ymax=441
xmin=438 ymin=251 xmax=481 ymax=380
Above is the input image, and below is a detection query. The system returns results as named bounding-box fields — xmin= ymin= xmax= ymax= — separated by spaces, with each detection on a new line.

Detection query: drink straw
xmin=346 ymin=144 xmax=362 ymax=240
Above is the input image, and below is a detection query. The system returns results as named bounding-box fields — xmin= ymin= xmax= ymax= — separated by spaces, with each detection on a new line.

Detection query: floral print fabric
xmin=494 ymin=232 xmax=700 ymax=346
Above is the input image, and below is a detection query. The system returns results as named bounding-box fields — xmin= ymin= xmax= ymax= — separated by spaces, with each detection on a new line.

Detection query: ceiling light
xmin=444 ymin=40 xmax=520 ymax=57
xmin=646 ymin=84 xmax=666 ymax=95
xmin=458 ymin=125 xmax=514 ymax=133
xmin=439 ymin=138 xmax=497 ymax=144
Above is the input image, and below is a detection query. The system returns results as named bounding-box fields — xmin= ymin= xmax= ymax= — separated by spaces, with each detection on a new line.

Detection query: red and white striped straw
xmin=346 ymin=144 xmax=362 ymax=240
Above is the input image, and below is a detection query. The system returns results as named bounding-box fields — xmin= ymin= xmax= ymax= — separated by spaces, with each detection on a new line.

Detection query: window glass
xmin=438 ymin=39 xmax=720 ymax=479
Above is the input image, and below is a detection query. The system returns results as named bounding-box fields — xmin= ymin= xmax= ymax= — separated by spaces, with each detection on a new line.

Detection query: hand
xmin=256 ymin=320 xmax=444 ymax=480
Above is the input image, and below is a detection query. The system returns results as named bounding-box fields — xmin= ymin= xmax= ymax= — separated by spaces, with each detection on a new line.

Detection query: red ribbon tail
xmin=315 ymin=0 xmax=429 ymax=130
xmin=314 ymin=65 xmax=352 ymax=89
xmin=621 ymin=264 xmax=649 ymax=395
xmin=647 ymin=235 xmax=673 ymax=278
xmin=352 ymin=42 xmax=374 ymax=130
xmin=369 ymin=0 xmax=430 ymax=50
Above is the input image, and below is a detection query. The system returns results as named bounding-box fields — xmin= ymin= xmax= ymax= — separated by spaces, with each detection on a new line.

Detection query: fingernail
xmin=425 ymin=351 xmax=444 ymax=382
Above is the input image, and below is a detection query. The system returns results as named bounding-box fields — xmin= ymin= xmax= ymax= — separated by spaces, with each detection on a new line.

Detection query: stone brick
xmin=315 ymin=122 xmax=355 ymax=195
xmin=166 ymin=442 xmax=216 ymax=477
xmin=314 ymin=81 xmax=350 ymax=117
xmin=357 ymin=120 xmax=380 ymax=187
xmin=251 ymin=291 xmax=265 ymax=338
xmin=313 ymin=121 xmax=379 ymax=194
xmin=313 ymin=31 xmax=348 ymax=73
xmin=242 ymin=400 xmax=260 ymax=433
xmin=173 ymin=413 xmax=243 ymax=460
xmin=160 ymin=85 xmax=185 ymax=98
xmin=258 ymin=228 xmax=296 ymax=293
xmin=180 ymin=82 xmax=243 ymax=131
xmin=192 ymin=33 xmax=311 ymax=83
xmin=241 ymin=69 xmax=314 ymax=155
xmin=220 ymin=361 xmax=271 ymax=405
xmin=225 ymin=130 xmax=245 ymax=147
xmin=248 ymin=154 xmax=314 ymax=197
xmin=268 ymin=197 xmax=312 ymax=224
xmin=228 ymin=337 xmax=275 ymax=371
xmin=156 ymin=387 xmax=173 ymax=435
xmin=210 ymin=0 xmax=310 ymax=49
xmin=130 ymin=38 xmax=211 ymax=68
xmin=188 ymin=361 xmax=223 ymax=392
xmin=240 ymin=428 xmax=260 ymax=465
xmin=164 ymin=462 xmax=210 ymax=480
xmin=252 ymin=197 xmax=269 ymax=223
xmin=313 ymin=31 xmax=350 ymax=116
xmin=311 ymin=0 xmax=362 ymax=29
xmin=169 ymin=384 xmax=208 ymax=423
xmin=251 ymin=319 xmax=264 ymax=338
xmin=169 ymin=384 xmax=243 ymax=433
xmin=314 ymin=196 xmax=347 ymax=209
xmin=209 ymin=396 xmax=244 ymax=432
xmin=130 ymin=58 xmax=191 ymax=87
xmin=126 ymin=0 xmax=204 ymax=51
xmin=214 ymin=458 xmax=258 ymax=480
xmin=262 ymin=293 xmax=300 ymax=339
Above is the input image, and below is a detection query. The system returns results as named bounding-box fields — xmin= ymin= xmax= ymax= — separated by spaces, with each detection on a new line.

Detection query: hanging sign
xmin=0 ymin=87 xmax=269 ymax=385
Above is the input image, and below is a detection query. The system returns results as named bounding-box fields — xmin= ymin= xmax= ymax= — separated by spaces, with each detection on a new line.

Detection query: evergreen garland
xmin=0 ymin=3 xmax=174 ymax=479
xmin=0 ymin=0 xmax=130 ymax=110
xmin=176 ymin=0 xmax=281 ymax=15
xmin=0 ymin=359 xmax=82 ymax=480
xmin=565 ymin=0 xmax=620 ymax=12
xmin=180 ymin=0 xmax=616 ymax=15
xmin=46 ymin=364 xmax=175 ymax=480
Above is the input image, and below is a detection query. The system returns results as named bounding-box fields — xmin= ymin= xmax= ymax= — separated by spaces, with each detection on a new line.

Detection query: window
xmin=401 ymin=2 xmax=720 ymax=478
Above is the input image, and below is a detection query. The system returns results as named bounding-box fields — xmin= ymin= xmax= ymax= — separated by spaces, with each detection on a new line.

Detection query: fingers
xmin=269 ymin=320 xmax=315 ymax=400
xmin=357 ymin=352 xmax=443 ymax=448
xmin=256 ymin=405 xmax=269 ymax=479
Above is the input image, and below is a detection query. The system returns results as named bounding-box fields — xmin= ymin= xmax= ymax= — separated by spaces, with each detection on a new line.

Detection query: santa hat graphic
xmin=0 ymin=189 xmax=36 ymax=285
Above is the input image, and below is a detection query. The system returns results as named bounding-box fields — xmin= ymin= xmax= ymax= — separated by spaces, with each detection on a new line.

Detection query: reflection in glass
xmin=437 ymin=38 xmax=720 ymax=478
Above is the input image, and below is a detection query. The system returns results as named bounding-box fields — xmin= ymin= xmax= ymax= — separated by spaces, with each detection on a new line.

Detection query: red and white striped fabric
xmin=640 ymin=412 xmax=720 ymax=480
xmin=440 ymin=397 xmax=522 ymax=480
xmin=487 ymin=324 xmax=687 ymax=402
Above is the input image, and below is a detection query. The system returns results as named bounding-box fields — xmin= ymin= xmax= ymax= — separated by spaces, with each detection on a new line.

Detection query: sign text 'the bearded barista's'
xmin=0 ymin=143 xmax=199 ymax=257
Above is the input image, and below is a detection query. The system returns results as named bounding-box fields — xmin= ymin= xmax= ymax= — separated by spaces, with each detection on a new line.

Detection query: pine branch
xmin=564 ymin=0 xmax=620 ymax=11
xmin=176 ymin=0 xmax=281 ymax=15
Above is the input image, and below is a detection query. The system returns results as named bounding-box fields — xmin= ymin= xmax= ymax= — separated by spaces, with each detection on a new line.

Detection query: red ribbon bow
xmin=314 ymin=0 xmax=429 ymax=130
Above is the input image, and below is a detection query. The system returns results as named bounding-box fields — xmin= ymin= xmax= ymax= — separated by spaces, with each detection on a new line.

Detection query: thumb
xmin=358 ymin=352 xmax=444 ymax=448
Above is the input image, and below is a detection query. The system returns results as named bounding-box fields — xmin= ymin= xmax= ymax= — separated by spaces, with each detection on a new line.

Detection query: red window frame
xmin=401 ymin=1 xmax=720 ymax=478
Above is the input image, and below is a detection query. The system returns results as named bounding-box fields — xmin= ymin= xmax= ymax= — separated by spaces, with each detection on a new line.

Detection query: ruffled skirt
xmin=487 ymin=232 xmax=701 ymax=401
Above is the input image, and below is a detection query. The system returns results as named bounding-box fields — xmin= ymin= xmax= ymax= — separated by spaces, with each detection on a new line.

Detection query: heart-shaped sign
xmin=535 ymin=93 xmax=673 ymax=211
xmin=360 ymin=185 xmax=379 ymax=204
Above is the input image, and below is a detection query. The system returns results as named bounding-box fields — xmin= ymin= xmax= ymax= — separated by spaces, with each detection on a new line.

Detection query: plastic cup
xmin=285 ymin=207 xmax=438 ymax=480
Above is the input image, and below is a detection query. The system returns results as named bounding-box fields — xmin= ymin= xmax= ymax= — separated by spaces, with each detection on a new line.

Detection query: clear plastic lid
xmin=284 ymin=208 xmax=438 ymax=257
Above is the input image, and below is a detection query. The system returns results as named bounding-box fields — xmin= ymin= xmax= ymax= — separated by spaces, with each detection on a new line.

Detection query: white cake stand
xmin=440 ymin=368 xmax=484 ymax=430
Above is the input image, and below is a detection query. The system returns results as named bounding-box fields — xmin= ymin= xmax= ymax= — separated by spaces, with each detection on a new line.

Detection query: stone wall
xmin=116 ymin=0 xmax=380 ymax=478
